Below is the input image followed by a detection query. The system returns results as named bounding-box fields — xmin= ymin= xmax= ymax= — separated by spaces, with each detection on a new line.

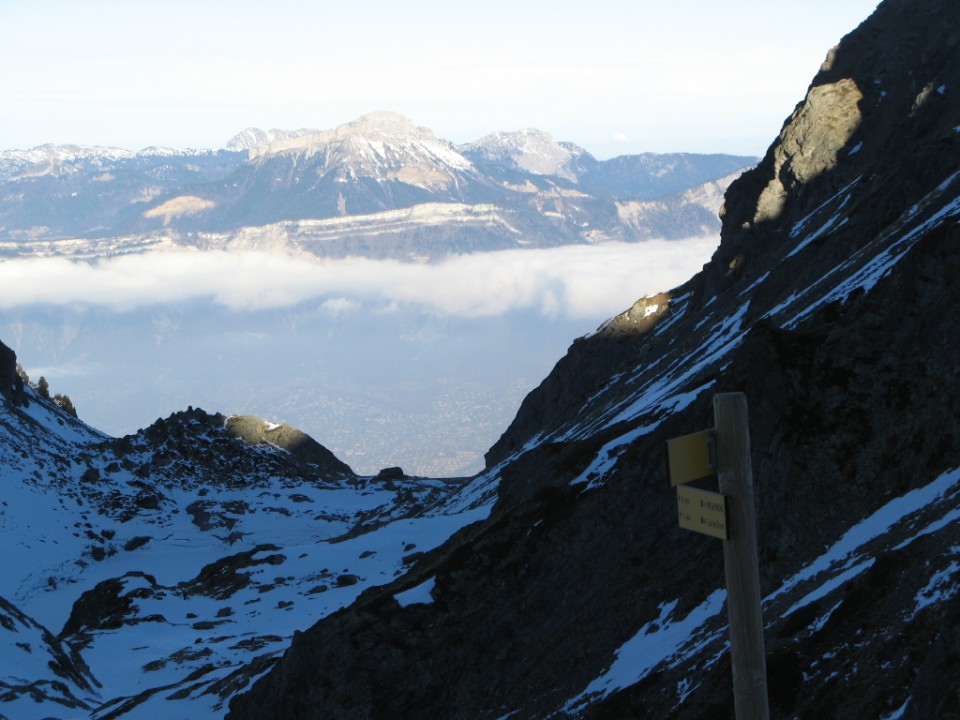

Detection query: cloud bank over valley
xmin=2 ymin=238 xmax=719 ymax=475
xmin=0 ymin=238 xmax=719 ymax=320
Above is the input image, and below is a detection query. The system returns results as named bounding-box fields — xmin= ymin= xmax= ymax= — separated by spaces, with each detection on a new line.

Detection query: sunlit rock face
xmin=225 ymin=415 xmax=354 ymax=476
xmin=715 ymin=0 xmax=959 ymax=293
xmin=753 ymin=77 xmax=864 ymax=224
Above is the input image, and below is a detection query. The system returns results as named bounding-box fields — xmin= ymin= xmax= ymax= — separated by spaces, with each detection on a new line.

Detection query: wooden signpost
xmin=666 ymin=393 xmax=769 ymax=720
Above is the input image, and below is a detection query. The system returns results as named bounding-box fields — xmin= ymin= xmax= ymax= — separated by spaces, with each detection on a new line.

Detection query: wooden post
xmin=714 ymin=393 xmax=769 ymax=720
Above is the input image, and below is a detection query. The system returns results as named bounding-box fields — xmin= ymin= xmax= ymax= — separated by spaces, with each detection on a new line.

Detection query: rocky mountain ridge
xmin=0 ymin=113 xmax=754 ymax=257
xmin=0 ymin=144 xmax=215 ymax=177
xmin=461 ymin=127 xmax=589 ymax=180
xmin=225 ymin=127 xmax=317 ymax=152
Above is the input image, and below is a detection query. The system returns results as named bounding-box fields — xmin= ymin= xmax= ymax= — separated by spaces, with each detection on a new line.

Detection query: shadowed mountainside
xmin=227 ymin=1 xmax=960 ymax=718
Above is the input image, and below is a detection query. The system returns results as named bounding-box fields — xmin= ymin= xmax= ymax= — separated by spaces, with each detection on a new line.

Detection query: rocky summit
xmin=224 ymin=0 xmax=960 ymax=718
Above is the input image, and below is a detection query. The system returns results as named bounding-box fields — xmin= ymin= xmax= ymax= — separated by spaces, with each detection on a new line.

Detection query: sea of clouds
xmin=0 ymin=238 xmax=719 ymax=318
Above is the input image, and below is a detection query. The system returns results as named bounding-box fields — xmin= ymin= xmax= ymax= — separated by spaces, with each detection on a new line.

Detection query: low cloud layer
xmin=0 ymin=238 xmax=719 ymax=319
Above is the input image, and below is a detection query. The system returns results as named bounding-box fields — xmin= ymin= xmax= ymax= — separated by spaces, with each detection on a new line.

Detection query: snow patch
xmin=913 ymin=554 xmax=960 ymax=615
xmin=562 ymin=589 xmax=727 ymax=713
xmin=880 ymin=698 xmax=911 ymax=720
xmin=777 ymin=175 xmax=960 ymax=329
xmin=790 ymin=176 xmax=861 ymax=239
xmin=786 ymin=213 xmax=849 ymax=259
xmin=768 ymin=466 xmax=960 ymax=607
xmin=394 ymin=577 xmax=436 ymax=607
xmin=808 ymin=600 xmax=843 ymax=634
xmin=738 ymin=271 xmax=770 ymax=297
xmin=782 ymin=558 xmax=876 ymax=620
xmin=570 ymin=379 xmax=716 ymax=491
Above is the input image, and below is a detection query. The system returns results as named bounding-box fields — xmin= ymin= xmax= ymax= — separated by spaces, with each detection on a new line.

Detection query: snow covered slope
xmin=0 ymin=372 xmax=492 ymax=719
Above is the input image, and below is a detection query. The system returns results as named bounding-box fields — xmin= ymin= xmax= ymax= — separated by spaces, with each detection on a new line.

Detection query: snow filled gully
xmin=0 ymin=397 xmax=500 ymax=720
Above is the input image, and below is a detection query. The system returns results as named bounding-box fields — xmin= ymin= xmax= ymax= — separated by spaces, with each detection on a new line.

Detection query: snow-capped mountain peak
xmin=462 ymin=127 xmax=589 ymax=180
xmin=224 ymin=127 xmax=319 ymax=151
xmin=247 ymin=111 xmax=476 ymax=191
xmin=0 ymin=112 xmax=754 ymax=244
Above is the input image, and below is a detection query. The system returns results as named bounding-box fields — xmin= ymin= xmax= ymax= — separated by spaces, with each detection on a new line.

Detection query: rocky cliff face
xmin=0 ymin=338 xmax=17 ymax=400
xmin=227 ymin=1 xmax=960 ymax=718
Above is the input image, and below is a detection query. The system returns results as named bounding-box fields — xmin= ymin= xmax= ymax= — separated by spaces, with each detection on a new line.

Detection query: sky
xmin=1 ymin=0 xmax=879 ymax=158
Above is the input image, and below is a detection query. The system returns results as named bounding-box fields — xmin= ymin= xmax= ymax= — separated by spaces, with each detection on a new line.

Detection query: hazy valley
xmin=1 ymin=115 xmax=739 ymax=475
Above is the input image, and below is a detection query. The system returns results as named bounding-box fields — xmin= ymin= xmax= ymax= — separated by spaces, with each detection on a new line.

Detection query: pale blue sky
xmin=1 ymin=0 xmax=879 ymax=157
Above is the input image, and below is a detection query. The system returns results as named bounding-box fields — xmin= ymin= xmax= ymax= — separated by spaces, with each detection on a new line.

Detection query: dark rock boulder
xmin=0 ymin=339 xmax=24 ymax=405
xmin=60 ymin=571 xmax=161 ymax=642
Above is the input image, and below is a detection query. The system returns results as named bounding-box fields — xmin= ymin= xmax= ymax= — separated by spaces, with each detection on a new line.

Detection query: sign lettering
xmin=677 ymin=484 xmax=728 ymax=540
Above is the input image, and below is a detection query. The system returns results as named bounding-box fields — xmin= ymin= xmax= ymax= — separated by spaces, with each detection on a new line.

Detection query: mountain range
xmin=2 ymin=0 xmax=960 ymax=718
xmin=0 ymin=113 xmax=753 ymax=260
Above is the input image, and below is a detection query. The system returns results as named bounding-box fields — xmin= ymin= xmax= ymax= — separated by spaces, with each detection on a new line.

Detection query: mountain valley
xmin=2 ymin=0 xmax=960 ymax=718
xmin=2 ymin=113 xmax=738 ymax=477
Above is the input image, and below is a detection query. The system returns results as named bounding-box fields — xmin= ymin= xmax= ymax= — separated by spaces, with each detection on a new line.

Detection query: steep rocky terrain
xmin=226 ymin=0 xmax=960 ymax=718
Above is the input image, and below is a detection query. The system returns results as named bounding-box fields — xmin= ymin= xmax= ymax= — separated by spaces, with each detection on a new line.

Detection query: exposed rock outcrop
xmin=0 ymin=339 xmax=23 ymax=404
xmin=712 ymin=0 xmax=959 ymax=295
xmin=225 ymin=415 xmax=354 ymax=476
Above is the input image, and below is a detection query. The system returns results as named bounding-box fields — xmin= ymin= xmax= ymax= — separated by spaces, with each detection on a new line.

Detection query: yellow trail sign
xmin=677 ymin=485 xmax=728 ymax=540
xmin=666 ymin=428 xmax=715 ymax=486
xmin=665 ymin=395 xmax=768 ymax=716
